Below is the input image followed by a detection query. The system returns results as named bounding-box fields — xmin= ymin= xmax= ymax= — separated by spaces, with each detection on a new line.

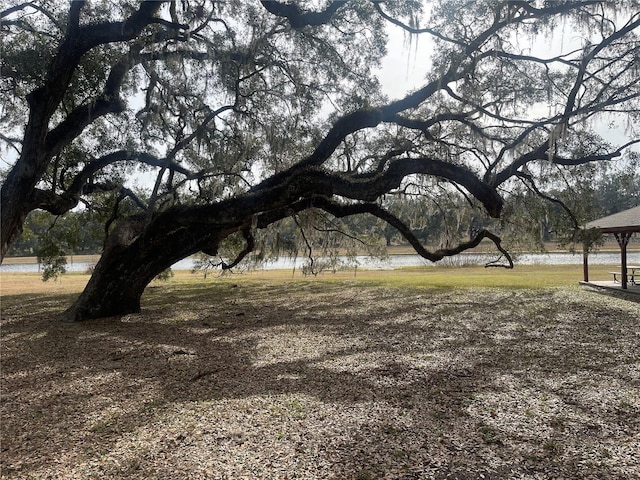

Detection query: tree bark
xmin=1 ymin=120 xmax=50 ymax=259
xmin=61 ymin=214 xmax=223 ymax=321
xmin=62 ymin=248 xmax=160 ymax=321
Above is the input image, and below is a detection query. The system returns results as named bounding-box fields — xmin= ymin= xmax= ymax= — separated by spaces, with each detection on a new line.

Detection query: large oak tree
xmin=1 ymin=0 xmax=638 ymax=321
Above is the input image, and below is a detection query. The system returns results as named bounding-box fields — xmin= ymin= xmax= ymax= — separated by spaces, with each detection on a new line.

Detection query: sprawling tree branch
xmin=26 ymin=150 xmax=191 ymax=216
xmin=492 ymin=139 xmax=639 ymax=187
xmin=260 ymin=0 xmax=346 ymax=28
xmin=371 ymin=1 xmax=465 ymax=47
xmin=255 ymin=195 xmax=513 ymax=267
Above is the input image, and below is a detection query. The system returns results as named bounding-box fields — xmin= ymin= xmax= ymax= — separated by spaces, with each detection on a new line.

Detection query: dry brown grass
xmin=0 ymin=272 xmax=90 ymax=296
xmin=1 ymin=273 xmax=639 ymax=479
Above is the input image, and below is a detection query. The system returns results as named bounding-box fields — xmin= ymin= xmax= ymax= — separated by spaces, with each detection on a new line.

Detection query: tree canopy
xmin=1 ymin=0 xmax=639 ymax=320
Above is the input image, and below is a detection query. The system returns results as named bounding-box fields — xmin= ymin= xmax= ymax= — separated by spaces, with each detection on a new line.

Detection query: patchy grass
xmin=1 ymin=268 xmax=639 ymax=479
xmin=0 ymin=262 xmax=619 ymax=296
xmin=336 ymin=264 xmax=614 ymax=289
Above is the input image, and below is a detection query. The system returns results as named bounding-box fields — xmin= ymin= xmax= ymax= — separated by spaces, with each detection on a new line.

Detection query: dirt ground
xmin=1 ymin=280 xmax=639 ymax=479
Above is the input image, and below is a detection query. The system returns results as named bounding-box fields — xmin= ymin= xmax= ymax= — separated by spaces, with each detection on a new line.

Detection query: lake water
xmin=2 ymin=252 xmax=637 ymax=274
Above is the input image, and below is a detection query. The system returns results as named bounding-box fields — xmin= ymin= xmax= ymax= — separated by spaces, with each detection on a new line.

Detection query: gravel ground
xmin=1 ymin=282 xmax=639 ymax=479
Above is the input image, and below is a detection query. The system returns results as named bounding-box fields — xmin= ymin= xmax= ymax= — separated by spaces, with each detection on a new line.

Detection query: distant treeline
xmin=6 ymin=165 xmax=639 ymax=259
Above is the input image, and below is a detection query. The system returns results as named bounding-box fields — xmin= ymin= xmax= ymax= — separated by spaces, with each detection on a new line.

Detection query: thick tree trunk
xmin=62 ymin=247 xmax=165 ymax=321
xmin=61 ymin=215 xmax=223 ymax=322
xmin=0 ymin=187 xmax=28 ymax=261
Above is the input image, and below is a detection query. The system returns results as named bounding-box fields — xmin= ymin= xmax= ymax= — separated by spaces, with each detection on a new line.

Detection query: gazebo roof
xmin=585 ymin=205 xmax=640 ymax=233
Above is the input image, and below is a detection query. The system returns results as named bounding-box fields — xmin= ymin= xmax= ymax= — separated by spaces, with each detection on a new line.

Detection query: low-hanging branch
xmin=220 ymin=227 xmax=256 ymax=271
xmin=181 ymin=155 xmax=504 ymax=229
xmin=514 ymin=171 xmax=580 ymax=230
xmin=285 ymin=196 xmax=514 ymax=268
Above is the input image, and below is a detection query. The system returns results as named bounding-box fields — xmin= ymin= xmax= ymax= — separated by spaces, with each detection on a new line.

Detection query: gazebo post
xmin=615 ymin=232 xmax=631 ymax=290
xmin=583 ymin=243 xmax=589 ymax=282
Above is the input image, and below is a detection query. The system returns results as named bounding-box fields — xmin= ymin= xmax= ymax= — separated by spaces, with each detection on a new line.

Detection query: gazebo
xmin=583 ymin=205 xmax=640 ymax=289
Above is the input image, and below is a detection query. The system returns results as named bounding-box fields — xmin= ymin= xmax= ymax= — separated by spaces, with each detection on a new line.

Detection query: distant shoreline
xmin=2 ymin=254 xmax=101 ymax=265
xmin=2 ymin=240 xmax=636 ymax=265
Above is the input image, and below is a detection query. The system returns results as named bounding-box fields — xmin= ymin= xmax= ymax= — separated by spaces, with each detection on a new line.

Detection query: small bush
xmin=37 ymin=237 xmax=67 ymax=281
xmin=154 ymin=268 xmax=174 ymax=281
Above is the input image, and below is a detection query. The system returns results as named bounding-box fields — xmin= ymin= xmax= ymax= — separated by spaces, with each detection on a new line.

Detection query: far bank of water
xmin=1 ymin=251 xmax=637 ymax=274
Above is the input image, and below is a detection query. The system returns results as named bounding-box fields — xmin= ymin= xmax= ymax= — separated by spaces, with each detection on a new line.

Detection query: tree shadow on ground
xmin=1 ymin=283 xmax=638 ymax=479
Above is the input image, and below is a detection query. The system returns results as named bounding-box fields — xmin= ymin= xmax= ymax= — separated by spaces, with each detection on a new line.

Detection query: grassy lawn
xmin=0 ymin=262 xmax=621 ymax=297
xmin=1 ymin=265 xmax=639 ymax=479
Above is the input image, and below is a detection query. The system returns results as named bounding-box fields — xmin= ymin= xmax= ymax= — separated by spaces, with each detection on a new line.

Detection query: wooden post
xmin=583 ymin=243 xmax=589 ymax=282
xmin=615 ymin=232 xmax=631 ymax=290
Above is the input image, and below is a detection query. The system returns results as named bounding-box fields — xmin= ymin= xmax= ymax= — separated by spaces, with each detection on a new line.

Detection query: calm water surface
xmin=2 ymin=252 xmax=637 ymax=273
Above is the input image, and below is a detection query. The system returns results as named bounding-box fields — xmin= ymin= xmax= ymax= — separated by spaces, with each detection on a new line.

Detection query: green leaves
xmin=37 ymin=235 xmax=67 ymax=282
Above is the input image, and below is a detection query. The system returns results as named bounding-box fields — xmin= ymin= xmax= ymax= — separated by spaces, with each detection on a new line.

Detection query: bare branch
xmin=515 ymin=171 xmax=579 ymax=229
xmin=221 ymin=228 xmax=256 ymax=270
xmin=492 ymin=139 xmax=639 ymax=186
xmin=371 ymin=1 xmax=465 ymax=47
xmin=0 ymin=132 xmax=22 ymax=156
xmin=292 ymin=213 xmax=316 ymax=274
xmin=1 ymin=2 xmax=35 ymax=18
xmin=562 ymin=13 xmax=640 ymax=124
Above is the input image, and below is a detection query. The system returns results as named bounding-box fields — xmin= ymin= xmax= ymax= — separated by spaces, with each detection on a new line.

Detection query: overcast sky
xmin=378 ymin=28 xmax=431 ymax=100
